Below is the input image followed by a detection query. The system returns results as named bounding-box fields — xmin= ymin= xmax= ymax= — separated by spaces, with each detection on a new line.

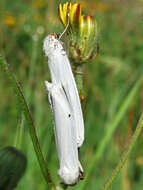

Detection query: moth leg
xmin=78 ymin=161 xmax=84 ymax=180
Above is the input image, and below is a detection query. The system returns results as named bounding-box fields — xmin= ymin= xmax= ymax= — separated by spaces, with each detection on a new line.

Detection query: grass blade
xmin=79 ymin=75 xmax=143 ymax=190
xmin=0 ymin=55 xmax=56 ymax=190
xmin=102 ymin=106 xmax=143 ymax=189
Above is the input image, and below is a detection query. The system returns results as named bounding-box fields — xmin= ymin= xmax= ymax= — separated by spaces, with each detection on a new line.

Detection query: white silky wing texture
xmin=43 ymin=35 xmax=84 ymax=147
xmin=45 ymin=82 xmax=79 ymax=185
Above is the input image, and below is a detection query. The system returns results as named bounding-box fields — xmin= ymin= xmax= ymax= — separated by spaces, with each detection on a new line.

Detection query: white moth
xmin=43 ymin=34 xmax=84 ymax=147
xmin=45 ymin=82 xmax=80 ymax=185
xmin=43 ymin=34 xmax=84 ymax=185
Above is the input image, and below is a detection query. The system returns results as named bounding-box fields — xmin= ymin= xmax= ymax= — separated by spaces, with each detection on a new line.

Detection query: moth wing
xmin=45 ymin=81 xmax=80 ymax=185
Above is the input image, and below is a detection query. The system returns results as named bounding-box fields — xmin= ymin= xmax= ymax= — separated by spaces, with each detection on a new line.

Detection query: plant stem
xmin=0 ymin=55 xmax=56 ymax=190
xmin=102 ymin=107 xmax=143 ymax=190
xmin=79 ymin=75 xmax=143 ymax=190
xmin=75 ymin=65 xmax=83 ymax=97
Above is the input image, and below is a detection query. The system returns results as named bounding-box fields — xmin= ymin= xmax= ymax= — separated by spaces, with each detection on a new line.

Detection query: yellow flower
xmin=59 ymin=2 xmax=81 ymax=27
xmin=32 ymin=0 xmax=45 ymax=9
xmin=4 ymin=14 xmax=16 ymax=27
xmin=58 ymin=2 xmax=98 ymax=64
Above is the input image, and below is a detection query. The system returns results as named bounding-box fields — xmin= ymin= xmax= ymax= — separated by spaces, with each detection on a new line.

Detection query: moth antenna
xmin=59 ymin=13 xmax=70 ymax=39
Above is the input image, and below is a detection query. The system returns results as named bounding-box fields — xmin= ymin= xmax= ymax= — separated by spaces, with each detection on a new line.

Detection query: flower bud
xmin=0 ymin=146 xmax=27 ymax=190
xmin=58 ymin=2 xmax=98 ymax=64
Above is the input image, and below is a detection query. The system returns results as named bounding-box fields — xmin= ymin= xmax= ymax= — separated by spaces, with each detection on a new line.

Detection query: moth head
xmin=43 ymin=34 xmax=63 ymax=57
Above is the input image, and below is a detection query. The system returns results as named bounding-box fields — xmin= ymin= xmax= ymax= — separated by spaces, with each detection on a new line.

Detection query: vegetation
xmin=0 ymin=0 xmax=143 ymax=189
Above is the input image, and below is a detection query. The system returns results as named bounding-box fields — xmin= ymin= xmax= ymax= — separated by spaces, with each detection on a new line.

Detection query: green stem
xmin=61 ymin=183 xmax=68 ymax=190
xmin=0 ymin=56 xmax=56 ymax=190
xmin=79 ymin=75 xmax=143 ymax=190
xmin=75 ymin=65 xmax=83 ymax=97
xmin=102 ymin=108 xmax=143 ymax=190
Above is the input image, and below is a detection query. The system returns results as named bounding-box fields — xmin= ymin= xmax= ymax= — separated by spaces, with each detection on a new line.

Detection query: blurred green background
xmin=0 ymin=0 xmax=143 ymax=189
